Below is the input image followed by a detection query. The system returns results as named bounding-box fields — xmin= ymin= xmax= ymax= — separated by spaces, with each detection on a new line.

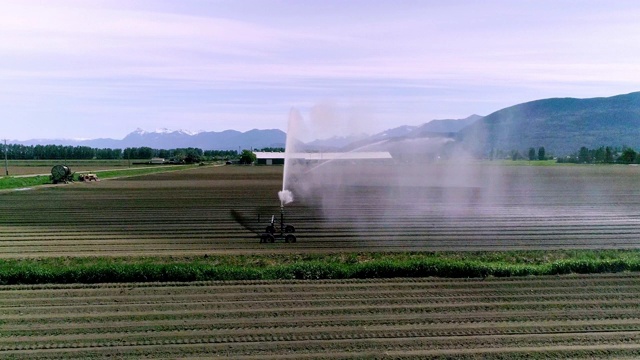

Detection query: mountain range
xmin=458 ymin=91 xmax=640 ymax=155
xmin=14 ymin=115 xmax=480 ymax=151
xmin=18 ymin=128 xmax=288 ymax=151
xmin=13 ymin=91 xmax=640 ymax=156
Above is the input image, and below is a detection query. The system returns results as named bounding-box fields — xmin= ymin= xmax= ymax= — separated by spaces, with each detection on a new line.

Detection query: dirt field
xmin=1 ymin=164 xmax=640 ymax=257
xmin=2 ymin=164 xmax=640 ymax=358
xmin=2 ymin=274 xmax=640 ymax=359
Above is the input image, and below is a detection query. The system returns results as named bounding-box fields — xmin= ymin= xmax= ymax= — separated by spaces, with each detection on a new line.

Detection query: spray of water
xmin=278 ymin=189 xmax=294 ymax=205
xmin=277 ymin=108 xmax=306 ymax=206
xmin=272 ymin=103 xmax=633 ymax=251
xmin=281 ymin=108 xmax=302 ymax=195
xmin=278 ymin=102 xmax=494 ymax=233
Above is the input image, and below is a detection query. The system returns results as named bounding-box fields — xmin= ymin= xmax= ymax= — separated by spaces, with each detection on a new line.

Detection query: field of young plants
xmin=1 ymin=164 xmax=640 ymax=257
xmin=2 ymin=274 xmax=640 ymax=359
xmin=2 ymin=164 xmax=640 ymax=358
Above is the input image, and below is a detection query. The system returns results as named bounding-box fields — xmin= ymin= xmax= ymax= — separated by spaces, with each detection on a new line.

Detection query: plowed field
xmin=1 ymin=164 xmax=640 ymax=257
xmin=2 ymin=274 xmax=640 ymax=359
xmin=2 ymin=165 xmax=640 ymax=358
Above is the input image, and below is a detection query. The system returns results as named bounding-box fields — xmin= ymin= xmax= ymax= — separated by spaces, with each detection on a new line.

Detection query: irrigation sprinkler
xmin=259 ymin=204 xmax=296 ymax=244
xmin=3 ymin=139 xmax=8 ymax=176
xmin=50 ymin=165 xmax=75 ymax=184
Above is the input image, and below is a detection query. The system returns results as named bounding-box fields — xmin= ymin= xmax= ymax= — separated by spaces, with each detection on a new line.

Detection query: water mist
xmin=278 ymin=108 xmax=303 ymax=207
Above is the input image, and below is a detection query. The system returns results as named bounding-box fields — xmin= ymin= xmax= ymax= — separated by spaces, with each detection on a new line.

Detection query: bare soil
xmin=1 ymin=164 xmax=640 ymax=257
xmin=2 ymin=164 xmax=640 ymax=358
xmin=2 ymin=274 xmax=640 ymax=359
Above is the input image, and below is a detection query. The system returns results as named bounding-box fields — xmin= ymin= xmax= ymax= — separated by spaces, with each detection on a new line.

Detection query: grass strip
xmin=2 ymin=250 xmax=640 ymax=284
xmin=0 ymin=165 xmax=199 ymax=190
xmin=84 ymin=165 xmax=198 ymax=179
xmin=0 ymin=176 xmax=50 ymax=189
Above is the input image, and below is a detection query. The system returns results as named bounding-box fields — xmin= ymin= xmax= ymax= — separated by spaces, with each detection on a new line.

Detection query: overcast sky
xmin=1 ymin=0 xmax=640 ymax=140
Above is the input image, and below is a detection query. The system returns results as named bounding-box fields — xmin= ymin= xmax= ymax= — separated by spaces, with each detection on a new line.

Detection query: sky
xmin=1 ymin=0 xmax=640 ymax=141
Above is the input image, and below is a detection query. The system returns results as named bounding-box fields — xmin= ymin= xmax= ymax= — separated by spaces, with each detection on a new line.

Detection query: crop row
xmin=2 ymin=165 xmax=640 ymax=257
xmin=5 ymin=254 xmax=640 ymax=284
xmin=2 ymin=275 xmax=640 ymax=359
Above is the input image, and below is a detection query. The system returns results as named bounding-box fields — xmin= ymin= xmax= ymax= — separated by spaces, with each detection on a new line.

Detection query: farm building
xmin=255 ymin=152 xmax=285 ymax=165
xmin=254 ymin=151 xmax=393 ymax=165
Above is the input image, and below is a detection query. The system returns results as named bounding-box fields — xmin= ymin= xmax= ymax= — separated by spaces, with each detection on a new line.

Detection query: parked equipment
xmin=50 ymin=165 xmax=74 ymax=184
xmin=78 ymin=173 xmax=99 ymax=182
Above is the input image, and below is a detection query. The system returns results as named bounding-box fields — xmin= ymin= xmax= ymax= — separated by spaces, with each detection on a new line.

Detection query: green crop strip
xmin=2 ymin=250 xmax=640 ymax=285
xmin=0 ymin=176 xmax=51 ymax=189
xmin=0 ymin=165 xmax=199 ymax=190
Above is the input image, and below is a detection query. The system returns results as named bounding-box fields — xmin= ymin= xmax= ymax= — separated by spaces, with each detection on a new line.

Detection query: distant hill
xmin=304 ymin=134 xmax=368 ymax=150
xmin=17 ymin=128 xmax=287 ymax=151
xmin=337 ymin=116 xmax=479 ymax=152
xmin=13 ymin=92 xmax=640 ymax=156
xmin=458 ymin=92 xmax=640 ymax=155
xmin=408 ymin=115 xmax=482 ymax=136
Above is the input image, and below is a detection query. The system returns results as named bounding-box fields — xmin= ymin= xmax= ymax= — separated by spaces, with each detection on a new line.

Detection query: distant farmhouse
xmin=254 ymin=151 xmax=393 ymax=165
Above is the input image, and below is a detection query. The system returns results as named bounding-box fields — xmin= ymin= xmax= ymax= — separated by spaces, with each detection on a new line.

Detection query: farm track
xmin=2 ymin=275 xmax=640 ymax=359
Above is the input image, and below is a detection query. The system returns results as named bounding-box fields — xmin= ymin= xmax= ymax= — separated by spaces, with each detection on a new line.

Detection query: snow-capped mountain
xmin=16 ymin=128 xmax=287 ymax=150
xmin=13 ymin=116 xmax=482 ymax=151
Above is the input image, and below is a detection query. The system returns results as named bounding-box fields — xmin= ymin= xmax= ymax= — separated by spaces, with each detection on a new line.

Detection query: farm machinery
xmin=50 ymin=165 xmax=99 ymax=183
xmin=50 ymin=165 xmax=74 ymax=184
xmin=78 ymin=173 xmax=99 ymax=182
xmin=260 ymin=206 xmax=297 ymax=243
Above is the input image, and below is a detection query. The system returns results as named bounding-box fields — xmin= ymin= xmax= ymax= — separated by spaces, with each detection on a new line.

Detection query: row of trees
xmin=557 ymin=146 xmax=639 ymax=164
xmin=488 ymin=148 xmax=548 ymax=161
xmin=498 ymin=145 xmax=640 ymax=164
xmin=0 ymin=144 xmax=242 ymax=162
xmin=527 ymin=147 xmax=546 ymax=161
xmin=503 ymin=147 xmax=548 ymax=161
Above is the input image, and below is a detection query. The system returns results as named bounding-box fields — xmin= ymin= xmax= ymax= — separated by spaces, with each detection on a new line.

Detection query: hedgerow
xmin=2 ymin=250 xmax=640 ymax=285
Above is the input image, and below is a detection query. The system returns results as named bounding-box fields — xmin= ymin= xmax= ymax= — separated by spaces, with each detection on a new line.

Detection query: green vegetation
xmin=0 ymin=175 xmax=51 ymax=189
xmin=239 ymin=149 xmax=257 ymax=164
xmin=557 ymin=145 xmax=638 ymax=164
xmin=0 ymin=165 xmax=198 ymax=190
xmin=82 ymin=164 xmax=197 ymax=179
xmin=490 ymin=160 xmax=559 ymax=166
xmin=0 ymin=143 xmax=240 ymax=162
xmin=461 ymin=91 xmax=640 ymax=156
xmin=4 ymin=159 xmax=133 ymax=167
xmin=3 ymin=250 xmax=640 ymax=285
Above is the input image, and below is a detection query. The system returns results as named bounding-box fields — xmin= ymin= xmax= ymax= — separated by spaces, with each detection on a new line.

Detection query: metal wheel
xmin=285 ymin=234 xmax=296 ymax=243
xmin=284 ymin=225 xmax=295 ymax=233
xmin=267 ymin=234 xmax=275 ymax=243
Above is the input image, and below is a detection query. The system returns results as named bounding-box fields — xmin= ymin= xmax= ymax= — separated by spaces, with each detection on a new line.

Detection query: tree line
xmin=0 ymin=144 xmax=241 ymax=161
xmin=557 ymin=146 xmax=639 ymax=164
xmin=492 ymin=145 xmax=640 ymax=165
xmin=490 ymin=147 xmax=548 ymax=161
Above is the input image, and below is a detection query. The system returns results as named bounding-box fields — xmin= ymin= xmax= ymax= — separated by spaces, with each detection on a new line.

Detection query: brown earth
xmin=2 ymin=164 xmax=640 ymax=358
xmin=2 ymin=274 xmax=640 ymax=359
xmin=1 ymin=164 xmax=640 ymax=257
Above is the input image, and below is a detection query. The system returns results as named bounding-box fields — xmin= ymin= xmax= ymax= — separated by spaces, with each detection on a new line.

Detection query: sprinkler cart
xmin=260 ymin=206 xmax=296 ymax=243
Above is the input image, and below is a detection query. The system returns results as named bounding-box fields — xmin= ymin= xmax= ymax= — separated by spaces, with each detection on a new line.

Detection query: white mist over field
xmin=268 ymin=105 xmax=640 ymax=251
xmin=278 ymin=105 xmax=504 ymax=228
